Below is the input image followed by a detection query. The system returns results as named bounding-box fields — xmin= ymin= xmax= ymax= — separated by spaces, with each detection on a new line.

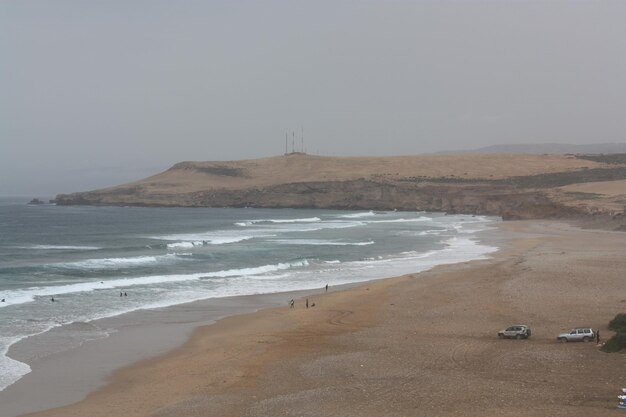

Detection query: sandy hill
xmin=79 ymin=153 xmax=607 ymax=192
xmin=56 ymin=153 xmax=626 ymax=226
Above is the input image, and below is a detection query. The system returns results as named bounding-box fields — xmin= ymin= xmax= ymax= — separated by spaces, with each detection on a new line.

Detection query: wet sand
xmin=13 ymin=221 xmax=626 ymax=416
xmin=1 ymin=290 xmax=329 ymax=417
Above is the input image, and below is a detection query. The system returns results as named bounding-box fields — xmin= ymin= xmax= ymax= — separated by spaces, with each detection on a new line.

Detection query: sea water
xmin=0 ymin=198 xmax=498 ymax=391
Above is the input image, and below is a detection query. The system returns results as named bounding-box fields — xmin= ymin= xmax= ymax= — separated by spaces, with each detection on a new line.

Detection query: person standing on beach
xmin=596 ymin=329 xmax=600 ymax=344
xmin=325 ymin=284 xmax=328 ymax=292
xmin=289 ymin=299 xmax=294 ymax=308
xmin=306 ymin=298 xmax=309 ymax=309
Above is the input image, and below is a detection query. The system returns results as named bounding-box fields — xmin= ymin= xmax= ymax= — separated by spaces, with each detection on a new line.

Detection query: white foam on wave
xmin=0 ymin=336 xmax=32 ymax=392
xmin=231 ymin=217 xmax=366 ymax=237
xmin=200 ymin=260 xmax=309 ymax=278
xmin=394 ymin=229 xmax=445 ymax=237
xmin=348 ymin=235 xmax=497 ymax=270
xmin=52 ymin=254 xmax=184 ymax=270
xmin=191 ymin=222 xmax=499 ymax=304
xmin=457 ymin=223 xmax=497 ymax=234
xmin=21 ymin=245 xmax=102 ymax=251
xmin=418 ymin=230 xmax=443 ymax=236
xmin=235 ymin=217 xmax=321 ymax=226
xmin=164 ymin=235 xmax=254 ymax=244
xmin=338 ymin=211 xmax=376 ymax=218
xmin=0 ymin=275 xmax=199 ymax=307
xmin=276 ymin=220 xmax=366 ymax=232
xmin=166 ymin=241 xmax=204 ymax=249
xmin=363 ymin=216 xmax=432 ymax=224
xmin=0 ymin=259 xmax=311 ymax=308
xmin=153 ymin=230 xmax=274 ymax=245
xmin=276 ymin=234 xmax=500 ymax=294
xmin=0 ymin=293 xmax=35 ymax=307
xmin=271 ymin=239 xmax=375 ymax=246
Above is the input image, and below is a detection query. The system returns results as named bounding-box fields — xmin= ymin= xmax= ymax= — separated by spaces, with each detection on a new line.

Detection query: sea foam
xmin=235 ymin=217 xmax=322 ymax=226
xmin=271 ymin=239 xmax=375 ymax=246
xmin=25 ymin=245 xmax=102 ymax=251
xmin=0 ymin=337 xmax=32 ymax=392
xmin=0 ymin=260 xmax=311 ymax=308
xmin=51 ymin=254 xmax=184 ymax=270
xmin=338 ymin=211 xmax=376 ymax=218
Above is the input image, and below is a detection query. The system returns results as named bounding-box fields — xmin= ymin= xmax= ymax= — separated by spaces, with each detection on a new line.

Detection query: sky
xmin=2 ymin=0 xmax=626 ymax=196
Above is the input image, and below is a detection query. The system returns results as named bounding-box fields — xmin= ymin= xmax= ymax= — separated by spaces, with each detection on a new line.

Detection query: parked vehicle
xmin=498 ymin=324 xmax=531 ymax=339
xmin=556 ymin=327 xmax=595 ymax=342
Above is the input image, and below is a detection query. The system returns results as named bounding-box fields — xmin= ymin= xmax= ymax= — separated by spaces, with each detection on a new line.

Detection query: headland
xmin=55 ymin=153 xmax=626 ymax=228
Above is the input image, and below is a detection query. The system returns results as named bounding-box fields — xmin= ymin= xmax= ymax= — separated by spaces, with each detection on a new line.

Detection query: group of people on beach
xmin=289 ymin=284 xmax=328 ymax=309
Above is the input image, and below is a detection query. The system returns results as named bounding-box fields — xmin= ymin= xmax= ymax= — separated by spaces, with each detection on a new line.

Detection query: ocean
xmin=0 ymin=198 xmax=498 ymax=392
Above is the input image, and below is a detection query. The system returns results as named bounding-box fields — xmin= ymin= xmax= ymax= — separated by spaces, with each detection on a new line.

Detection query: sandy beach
xmin=11 ymin=220 xmax=626 ymax=417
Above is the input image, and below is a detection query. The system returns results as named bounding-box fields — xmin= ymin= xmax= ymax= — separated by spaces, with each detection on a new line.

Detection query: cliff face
xmin=56 ymin=153 xmax=626 ymax=224
xmin=54 ymin=179 xmax=579 ymax=219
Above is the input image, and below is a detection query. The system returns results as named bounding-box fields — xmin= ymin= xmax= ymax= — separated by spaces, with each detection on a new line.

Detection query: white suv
xmin=498 ymin=324 xmax=531 ymax=339
xmin=557 ymin=327 xmax=595 ymax=342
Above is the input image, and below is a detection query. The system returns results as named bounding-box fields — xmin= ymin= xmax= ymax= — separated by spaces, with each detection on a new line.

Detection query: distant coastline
xmin=53 ymin=153 xmax=626 ymax=230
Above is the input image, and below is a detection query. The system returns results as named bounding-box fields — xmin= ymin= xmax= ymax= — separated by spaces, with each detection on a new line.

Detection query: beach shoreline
xmin=7 ymin=220 xmax=626 ymax=417
xmin=1 ymin=287 xmax=350 ymax=417
xmin=0 ymin=216 xmax=498 ymax=417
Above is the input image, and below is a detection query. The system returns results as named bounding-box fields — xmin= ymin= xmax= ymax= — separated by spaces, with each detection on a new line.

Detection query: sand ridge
xmin=23 ymin=221 xmax=626 ymax=417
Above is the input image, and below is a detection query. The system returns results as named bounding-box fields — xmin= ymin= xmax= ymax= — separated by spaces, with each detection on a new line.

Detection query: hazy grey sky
xmin=2 ymin=0 xmax=626 ymax=196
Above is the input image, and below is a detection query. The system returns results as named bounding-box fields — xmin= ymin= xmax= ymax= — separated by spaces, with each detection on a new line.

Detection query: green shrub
xmin=601 ymin=313 xmax=626 ymax=353
xmin=601 ymin=337 xmax=623 ymax=353
xmin=608 ymin=313 xmax=626 ymax=332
